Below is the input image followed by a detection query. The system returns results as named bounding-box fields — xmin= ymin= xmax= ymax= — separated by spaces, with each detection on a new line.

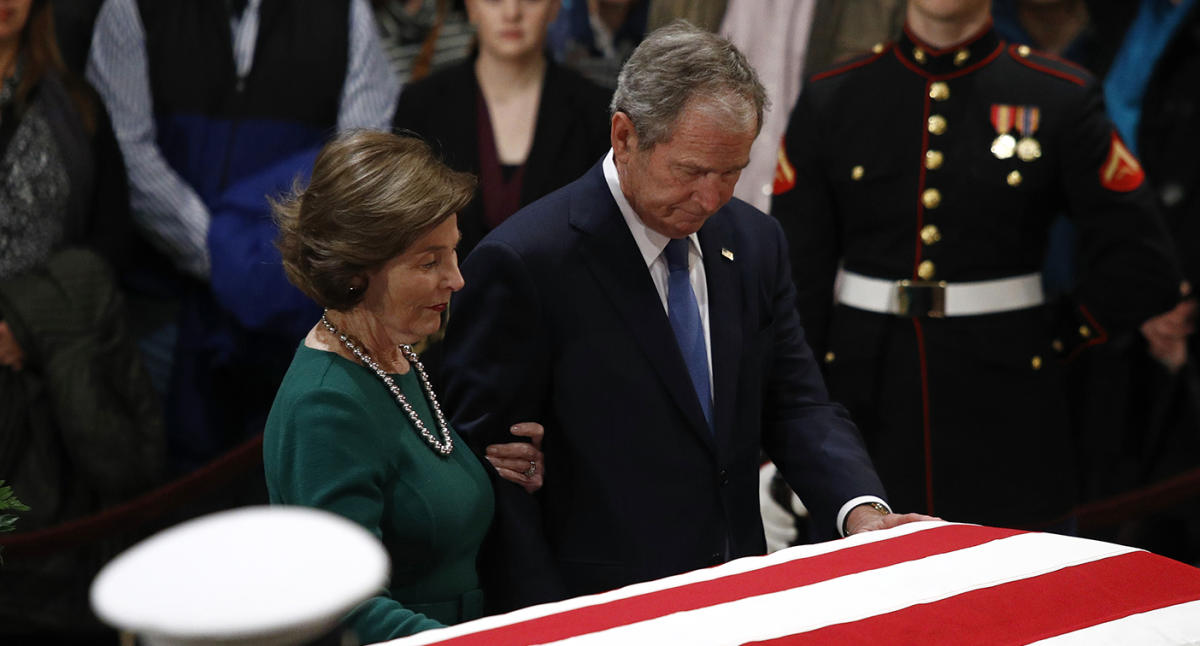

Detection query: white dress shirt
xmin=602 ymin=150 xmax=714 ymax=394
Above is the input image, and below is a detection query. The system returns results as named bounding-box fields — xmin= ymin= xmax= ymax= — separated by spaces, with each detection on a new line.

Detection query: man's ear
xmin=611 ymin=112 xmax=638 ymax=161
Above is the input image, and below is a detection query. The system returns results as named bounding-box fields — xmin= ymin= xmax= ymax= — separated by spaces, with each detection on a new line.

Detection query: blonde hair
xmin=273 ymin=130 xmax=476 ymax=311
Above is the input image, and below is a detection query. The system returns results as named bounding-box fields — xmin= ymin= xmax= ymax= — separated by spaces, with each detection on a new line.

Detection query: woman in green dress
xmin=264 ymin=130 xmax=544 ymax=643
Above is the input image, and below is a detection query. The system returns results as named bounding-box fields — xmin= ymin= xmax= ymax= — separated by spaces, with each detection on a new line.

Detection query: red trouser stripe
xmin=912 ymin=317 xmax=935 ymax=515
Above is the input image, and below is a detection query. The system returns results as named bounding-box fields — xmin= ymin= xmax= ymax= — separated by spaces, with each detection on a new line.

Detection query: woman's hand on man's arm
xmin=486 ymin=422 xmax=544 ymax=494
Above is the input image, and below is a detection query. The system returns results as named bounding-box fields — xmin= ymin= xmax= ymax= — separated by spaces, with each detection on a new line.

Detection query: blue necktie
xmin=664 ymin=238 xmax=713 ymax=431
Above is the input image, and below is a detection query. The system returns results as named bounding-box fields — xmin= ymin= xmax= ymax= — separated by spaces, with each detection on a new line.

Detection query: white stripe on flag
xmin=388 ymin=521 xmax=955 ymax=645
xmin=532 ymin=532 xmax=1138 ymax=646
xmin=1027 ymin=599 xmax=1200 ymax=646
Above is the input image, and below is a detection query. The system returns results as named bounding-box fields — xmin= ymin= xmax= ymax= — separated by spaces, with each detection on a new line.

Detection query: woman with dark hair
xmin=0 ymin=0 xmax=162 ymax=641
xmin=265 ymin=130 xmax=545 ymax=642
xmin=0 ymin=0 xmax=129 ymax=277
xmin=391 ymin=0 xmax=612 ymax=262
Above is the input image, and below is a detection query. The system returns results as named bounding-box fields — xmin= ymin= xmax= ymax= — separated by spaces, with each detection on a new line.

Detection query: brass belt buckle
xmin=896 ymin=280 xmax=948 ymax=318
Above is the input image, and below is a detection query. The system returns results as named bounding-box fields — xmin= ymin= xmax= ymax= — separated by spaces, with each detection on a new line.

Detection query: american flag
xmin=386 ymin=522 xmax=1200 ymax=646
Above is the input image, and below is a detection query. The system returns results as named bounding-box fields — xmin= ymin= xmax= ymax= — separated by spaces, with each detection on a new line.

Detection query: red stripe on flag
xmin=746 ymin=550 xmax=1200 ymax=646
xmin=429 ymin=525 xmax=1024 ymax=645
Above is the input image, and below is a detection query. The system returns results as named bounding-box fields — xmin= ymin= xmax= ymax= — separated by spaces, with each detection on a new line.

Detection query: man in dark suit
xmin=443 ymin=21 xmax=930 ymax=612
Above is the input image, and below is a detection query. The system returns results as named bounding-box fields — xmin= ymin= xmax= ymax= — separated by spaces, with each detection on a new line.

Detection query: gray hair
xmin=611 ymin=20 xmax=767 ymax=150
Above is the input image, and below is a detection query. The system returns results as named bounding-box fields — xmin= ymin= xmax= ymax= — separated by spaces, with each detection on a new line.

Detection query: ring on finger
xmin=525 ymin=460 xmax=537 ymax=477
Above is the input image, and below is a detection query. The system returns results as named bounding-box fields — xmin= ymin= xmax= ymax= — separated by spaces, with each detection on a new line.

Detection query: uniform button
xmin=1161 ymin=182 xmax=1185 ymax=208
xmin=851 ymin=165 xmax=865 ymax=180
xmin=872 ymin=42 xmax=885 ymax=54
xmin=928 ymin=115 xmax=947 ymax=135
xmin=824 ymin=351 xmax=836 ymax=364
xmin=954 ymin=49 xmax=970 ymax=66
xmin=1007 ymin=170 xmax=1023 ymax=186
xmin=1018 ymin=45 xmax=1032 ymax=57
xmin=1052 ymin=339 xmax=1064 ymax=352
xmin=913 ymin=47 xmax=928 ymax=64
xmin=718 ymin=469 xmax=729 ymax=486
xmin=929 ymin=82 xmax=950 ymax=101
xmin=918 ymin=260 xmax=936 ymax=280
xmin=1079 ymin=325 xmax=1092 ymax=339
xmin=1031 ymin=355 xmax=1043 ymax=370
xmin=920 ymin=224 xmax=941 ymax=245
xmin=925 ymin=150 xmax=944 ymax=170
xmin=922 ymin=188 xmax=942 ymax=209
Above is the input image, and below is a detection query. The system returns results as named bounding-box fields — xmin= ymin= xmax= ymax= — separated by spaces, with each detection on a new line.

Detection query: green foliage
xmin=0 ymin=480 xmax=28 ymax=535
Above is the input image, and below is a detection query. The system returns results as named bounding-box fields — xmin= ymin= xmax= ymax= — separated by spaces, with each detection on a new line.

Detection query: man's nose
xmin=694 ymin=175 xmax=728 ymax=213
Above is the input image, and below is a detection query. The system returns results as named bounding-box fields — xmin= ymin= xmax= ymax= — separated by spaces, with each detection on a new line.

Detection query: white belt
xmin=836 ymin=270 xmax=1044 ymax=317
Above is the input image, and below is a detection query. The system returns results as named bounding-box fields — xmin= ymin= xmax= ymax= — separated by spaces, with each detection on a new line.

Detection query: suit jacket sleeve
xmin=756 ymin=216 xmax=886 ymax=539
xmin=443 ymin=238 xmax=567 ymax=611
xmin=1060 ymin=82 xmax=1182 ymax=335
xmin=772 ymin=89 xmax=841 ymax=359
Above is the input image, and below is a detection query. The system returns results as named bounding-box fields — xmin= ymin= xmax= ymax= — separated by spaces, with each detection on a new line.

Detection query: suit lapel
xmin=699 ymin=212 xmax=743 ymax=454
xmin=570 ymin=166 xmax=716 ymax=449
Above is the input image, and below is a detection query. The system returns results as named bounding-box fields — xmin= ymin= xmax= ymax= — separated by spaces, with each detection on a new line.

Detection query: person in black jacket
xmin=1068 ymin=0 xmax=1200 ymax=562
xmin=0 ymin=0 xmax=163 ymax=640
xmin=392 ymin=0 xmax=612 ymax=263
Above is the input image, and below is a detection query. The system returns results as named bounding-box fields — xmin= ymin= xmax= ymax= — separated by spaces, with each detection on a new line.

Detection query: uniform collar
xmin=897 ymin=19 xmax=1002 ymax=77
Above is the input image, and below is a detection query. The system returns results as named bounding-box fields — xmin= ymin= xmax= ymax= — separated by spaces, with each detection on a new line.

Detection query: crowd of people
xmin=1 ymin=0 xmax=1198 ymax=643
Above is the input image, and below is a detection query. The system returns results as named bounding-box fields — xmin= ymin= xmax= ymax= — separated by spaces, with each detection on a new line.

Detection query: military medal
xmin=989 ymin=105 xmax=1016 ymax=159
xmin=991 ymin=134 xmax=1016 ymax=159
xmin=1014 ymin=106 xmax=1042 ymax=161
xmin=1016 ymin=137 xmax=1041 ymax=161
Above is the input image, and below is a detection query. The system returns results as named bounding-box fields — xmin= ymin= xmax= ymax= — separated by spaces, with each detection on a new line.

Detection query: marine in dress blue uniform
xmin=772 ymin=21 xmax=1184 ymax=528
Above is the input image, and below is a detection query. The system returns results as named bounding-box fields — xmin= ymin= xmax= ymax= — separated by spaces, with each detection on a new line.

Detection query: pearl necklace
xmin=320 ymin=312 xmax=453 ymax=456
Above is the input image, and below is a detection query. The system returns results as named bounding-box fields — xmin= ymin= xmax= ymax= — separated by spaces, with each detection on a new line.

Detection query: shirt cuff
xmin=837 ymin=496 xmax=891 ymax=538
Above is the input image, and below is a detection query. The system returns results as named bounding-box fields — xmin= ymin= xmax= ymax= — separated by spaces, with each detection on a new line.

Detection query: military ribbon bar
xmin=1015 ymin=106 xmax=1040 ymax=137
xmin=989 ymin=104 xmax=1015 ymax=134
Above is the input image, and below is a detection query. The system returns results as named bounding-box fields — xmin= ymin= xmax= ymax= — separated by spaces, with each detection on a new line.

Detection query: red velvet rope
xmin=1075 ymin=466 xmax=1200 ymax=531
xmin=2 ymin=437 xmax=1197 ymax=558
xmin=0 ymin=433 xmax=264 ymax=558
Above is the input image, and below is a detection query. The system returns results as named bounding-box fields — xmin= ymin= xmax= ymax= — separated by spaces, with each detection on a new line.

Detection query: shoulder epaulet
xmin=809 ymin=43 xmax=892 ymax=83
xmin=1007 ymin=44 xmax=1093 ymax=87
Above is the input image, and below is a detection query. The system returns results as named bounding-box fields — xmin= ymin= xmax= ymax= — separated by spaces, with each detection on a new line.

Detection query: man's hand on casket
xmin=846 ymin=504 xmax=938 ymax=536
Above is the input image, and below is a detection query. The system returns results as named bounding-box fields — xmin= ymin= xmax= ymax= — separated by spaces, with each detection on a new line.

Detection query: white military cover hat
xmin=91 ymin=505 xmax=388 ymax=646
